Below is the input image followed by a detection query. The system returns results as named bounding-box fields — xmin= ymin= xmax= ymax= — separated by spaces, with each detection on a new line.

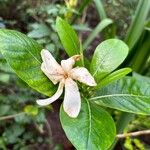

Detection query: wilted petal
xmin=41 ymin=62 xmax=64 ymax=84
xmin=36 ymin=81 xmax=64 ymax=106
xmin=41 ymin=49 xmax=64 ymax=76
xmin=70 ymin=67 xmax=97 ymax=86
xmin=61 ymin=55 xmax=80 ymax=72
xmin=63 ymin=78 xmax=81 ymax=118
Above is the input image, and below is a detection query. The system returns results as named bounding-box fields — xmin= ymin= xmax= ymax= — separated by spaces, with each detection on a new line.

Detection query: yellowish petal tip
xmin=72 ymin=55 xmax=81 ymax=61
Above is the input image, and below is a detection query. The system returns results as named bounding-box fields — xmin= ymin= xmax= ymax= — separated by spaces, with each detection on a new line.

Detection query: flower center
xmin=64 ymin=73 xmax=69 ymax=79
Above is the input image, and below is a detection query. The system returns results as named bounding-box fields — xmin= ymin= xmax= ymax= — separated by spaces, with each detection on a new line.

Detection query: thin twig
xmin=34 ymin=122 xmax=45 ymax=134
xmin=117 ymin=129 xmax=150 ymax=138
xmin=0 ymin=106 xmax=43 ymax=121
xmin=79 ymin=7 xmax=87 ymax=42
xmin=0 ymin=112 xmax=25 ymax=121
xmin=45 ymin=119 xmax=53 ymax=149
xmin=45 ymin=119 xmax=52 ymax=138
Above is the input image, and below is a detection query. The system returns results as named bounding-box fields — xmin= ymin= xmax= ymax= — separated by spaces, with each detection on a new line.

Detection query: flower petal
xmin=36 ymin=81 xmax=64 ymax=106
xmin=41 ymin=62 xmax=64 ymax=84
xmin=70 ymin=67 xmax=97 ymax=86
xmin=41 ymin=49 xmax=64 ymax=84
xmin=61 ymin=55 xmax=80 ymax=72
xmin=63 ymin=78 xmax=81 ymax=118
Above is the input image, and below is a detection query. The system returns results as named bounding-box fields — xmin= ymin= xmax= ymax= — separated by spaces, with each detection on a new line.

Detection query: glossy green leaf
xmin=60 ymin=99 xmax=116 ymax=150
xmin=56 ymin=17 xmax=81 ymax=56
xmin=96 ymin=68 xmax=132 ymax=89
xmin=0 ymin=29 xmax=54 ymax=96
xmin=90 ymin=39 xmax=129 ymax=81
xmin=91 ymin=74 xmax=150 ymax=115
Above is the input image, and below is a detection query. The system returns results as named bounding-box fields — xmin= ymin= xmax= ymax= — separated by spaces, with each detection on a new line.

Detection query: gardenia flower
xmin=37 ymin=49 xmax=97 ymax=118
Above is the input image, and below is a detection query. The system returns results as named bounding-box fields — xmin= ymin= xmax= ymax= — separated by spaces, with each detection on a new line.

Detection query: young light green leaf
xmin=0 ymin=29 xmax=55 ymax=96
xmin=90 ymin=39 xmax=129 ymax=81
xmin=60 ymin=99 xmax=116 ymax=150
xmin=24 ymin=105 xmax=38 ymax=116
xmin=96 ymin=68 xmax=132 ymax=89
xmin=91 ymin=74 xmax=150 ymax=115
xmin=56 ymin=17 xmax=81 ymax=56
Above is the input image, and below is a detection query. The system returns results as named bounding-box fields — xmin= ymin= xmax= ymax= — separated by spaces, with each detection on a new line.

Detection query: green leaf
xmin=83 ymin=18 xmax=113 ymax=49
xmin=96 ymin=68 xmax=132 ymax=89
xmin=0 ymin=105 xmax=10 ymax=116
xmin=0 ymin=137 xmax=6 ymax=150
xmin=133 ymin=72 xmax=150 ymax=83
xmin=60 ymin=99 xmax=116 ymax=150
xmin=27 ymin=23 xmax=51 ymax=39
xmin=130 ymin=33 xmax=150 ymax=72
xmin=125 ymin=0 xmax=150 ymax=50
xmin=0 ymin=61 xmax=13 ymax=73
xmin=56 ymin=17 xmax=81 ymax=56
xmin=72 ymin=24 xmax=92 ymax=31
xmin=90 ymin=39 xmax=129 ymax=81
xmin=24 ymin=105 xmax=38 ymax=116
xmin=93 ymin=0 xmax=107 ymax=20
xmin=0 ymin=73 xmax=10 ymax=83
xmin=0 ymin=29 xmax=54 ymax=96
xmin=3 ymin=124 xmax=25 ymax=144
xmin=91 ymin=74 xmax=150 ymax=115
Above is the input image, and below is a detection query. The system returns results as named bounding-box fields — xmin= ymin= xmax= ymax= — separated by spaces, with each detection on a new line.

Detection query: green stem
xmin=71 ymin=0 xmax=91 ymax=23
xmin=0 ymin=112 xmax=24 ymax=121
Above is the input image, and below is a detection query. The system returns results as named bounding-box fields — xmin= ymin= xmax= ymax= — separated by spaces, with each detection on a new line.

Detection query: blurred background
xmin=0 ymin=0 xmax=150 ymax=150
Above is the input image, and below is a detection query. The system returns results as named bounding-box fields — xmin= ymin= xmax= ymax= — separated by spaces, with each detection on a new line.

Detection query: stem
xmin=45 ymin=119 xmax=53 ymax=139
xmin=0 ymin=112 xmax=24 ymax=121
xmin=45 ymin=119 xmax=54 ymax=149
xmin=117 ymin=129 xmax=150 ymax=138
xmin=71 ymin=0 xmax=91 ymax=23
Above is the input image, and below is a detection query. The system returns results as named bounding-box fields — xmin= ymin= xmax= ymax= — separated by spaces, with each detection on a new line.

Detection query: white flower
xmin=36 ymin=49 xmax=97 ymax=118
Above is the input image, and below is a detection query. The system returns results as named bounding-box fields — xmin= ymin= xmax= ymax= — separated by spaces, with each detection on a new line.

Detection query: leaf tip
xmin=56 ymin=16 xmax=63 ymax=24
